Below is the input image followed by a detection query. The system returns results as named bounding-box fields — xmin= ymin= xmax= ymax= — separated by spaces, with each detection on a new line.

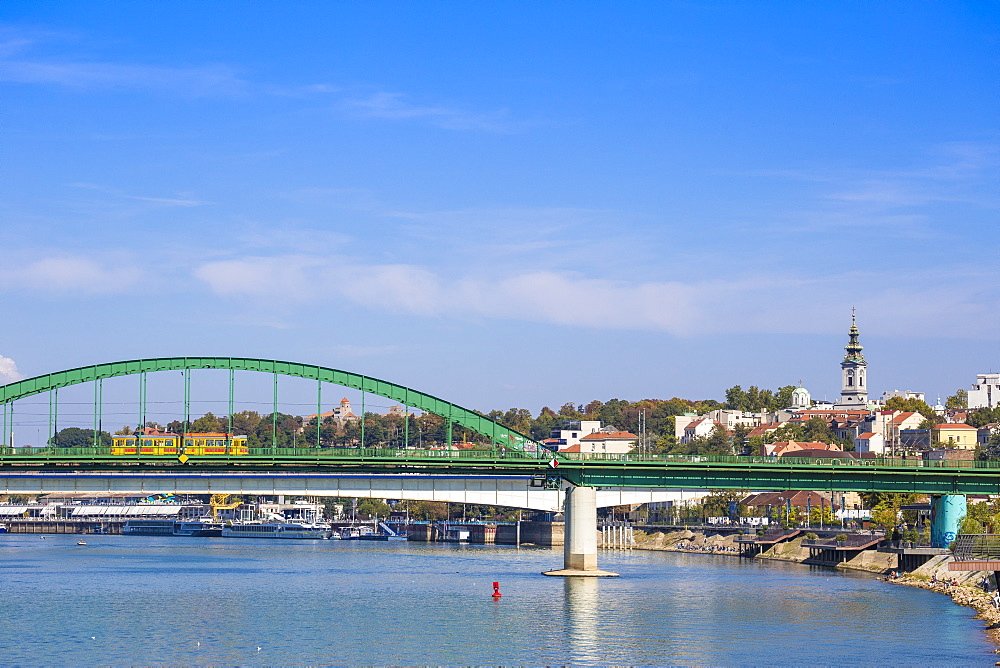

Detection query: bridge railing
xmin=0 ymin=445 xmax=541 ymax=461
xmin=556 ymin=452 xmax=999 ymax=469
xmin=953 ymin=534 xmax=1000 ymax=561
xmin=0 ymin=446 xmax=996 ymax=469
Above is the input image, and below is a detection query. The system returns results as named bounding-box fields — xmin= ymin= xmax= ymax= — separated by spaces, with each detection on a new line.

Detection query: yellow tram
xmin=112 ymin=430 xmax=249 ymax=456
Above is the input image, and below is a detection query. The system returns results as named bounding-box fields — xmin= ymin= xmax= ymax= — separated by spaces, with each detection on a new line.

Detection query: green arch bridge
xmin=1 ymin=356 xmax=999 ymax=495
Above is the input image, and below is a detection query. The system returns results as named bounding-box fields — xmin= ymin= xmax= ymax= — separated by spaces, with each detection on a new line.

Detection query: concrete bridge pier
xmin=543 ymin=486 xmax=619 ymax=577
xmin=930 ymin=494 xmax=967 ymax=548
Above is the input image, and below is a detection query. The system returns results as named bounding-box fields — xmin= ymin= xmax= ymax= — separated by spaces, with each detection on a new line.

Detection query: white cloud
xmin=0 ymin=355 xmax=23 ymax=384
xmin=345 ymin=91 xmax=514 ymax=132
xmin=192 ymin=254 xmax=1000 ymax=340
xmin=0 ymin=257 xmax=142 ymax=294
xmin=71 ymin=183 xmax=210 ymax=208
xmin=0 ymin=56 xmax=247 ymax=96
xmin=193 ymin=256 xmax=327 ymax=299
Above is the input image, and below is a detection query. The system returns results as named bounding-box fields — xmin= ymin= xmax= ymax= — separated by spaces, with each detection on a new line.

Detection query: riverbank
xmin=629 ymin=529 xmax=1000 ymax=652
xmin=630 ymin=529 xmax=895 ymax=574
xmin=889 ymin=555 xmax=1000 ymax=652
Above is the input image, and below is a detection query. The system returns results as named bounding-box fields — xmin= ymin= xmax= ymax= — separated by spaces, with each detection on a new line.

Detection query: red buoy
xmin=492 ymin=581 xmax=502 ymax=598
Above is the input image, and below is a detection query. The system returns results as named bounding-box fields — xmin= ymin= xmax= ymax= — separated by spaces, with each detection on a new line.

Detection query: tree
xmin=190 ymin=412 xmax=225 ymax=433
xmin=884 ymin=396 xmax=937 ymax=421
xmin=968 ymin=407 xmax=1000 ymax=428
xmin=977 ymin=430 xmax=1000 ymax=461
xmin=558 ymin=402 xmax=582 ymax=419
xmin=946 ymin=389 xmax=969 ymax=410
xmin=49 ymin=427 xmax=112 ymax=448
xmin=114 ymin=425 xmax=134 ymax=436
xmin=725 ymin=385 xmax=748 ymax=412
xmin=355 ymin=498 xmax=391 ymax=517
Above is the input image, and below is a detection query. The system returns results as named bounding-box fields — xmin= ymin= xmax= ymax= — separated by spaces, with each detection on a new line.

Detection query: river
xmin=0 ymin=534 xmax=993 ymax=665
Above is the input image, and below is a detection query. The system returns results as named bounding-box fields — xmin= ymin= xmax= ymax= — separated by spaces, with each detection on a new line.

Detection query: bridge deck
xmin=2 ymin=448 xmax=1000 ymax=494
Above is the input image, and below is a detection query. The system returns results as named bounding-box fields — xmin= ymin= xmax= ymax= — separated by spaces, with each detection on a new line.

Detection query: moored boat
xmin=172 ymin=518 xmax=224 ymax=537
xmin=222 ymin=521 xmax=329 ymax=540
xmin=123 ymin=519 xmax=176 ymax=536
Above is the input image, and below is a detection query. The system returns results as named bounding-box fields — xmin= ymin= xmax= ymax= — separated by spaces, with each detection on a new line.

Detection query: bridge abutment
xmin=543 ymin=486 xmax=619 ymax=577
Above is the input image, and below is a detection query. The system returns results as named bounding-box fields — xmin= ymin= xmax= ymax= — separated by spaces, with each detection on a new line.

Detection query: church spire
xmin=844 ymin=310 xmax=865 ymax=363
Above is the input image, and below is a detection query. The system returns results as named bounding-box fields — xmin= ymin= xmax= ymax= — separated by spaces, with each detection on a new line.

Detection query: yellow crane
xmin=209 ymin=493 xmax=242 ymax=520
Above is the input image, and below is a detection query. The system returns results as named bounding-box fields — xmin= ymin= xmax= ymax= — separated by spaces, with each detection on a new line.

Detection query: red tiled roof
xmin=935 ymin=423 xmax=976 ymax=430
xmin=581 ymin=431 xmax=637 ymax=441
xmin=856 ymin=432 xmax=878 ymax=439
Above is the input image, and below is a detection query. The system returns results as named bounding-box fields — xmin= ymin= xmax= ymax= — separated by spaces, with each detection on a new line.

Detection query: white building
xmin=882 ymin=390 xmax=926 ymax=403
xmin=563 ymin=430 xmax=638 ymax=454
xmin=544 ymin=420 xmax=601 ymax=451
xmin=854 ymin=432 xmax=886 ymax=454
xmin=836 ymin=313 xmax=869 ymax=409
xmin=790 ymin=386 xmax=811 ymax=409
xmin=969 ymin=373 xmax=1000 ymax=409
xmin=678 ymin=417 xmax=722 ymax=444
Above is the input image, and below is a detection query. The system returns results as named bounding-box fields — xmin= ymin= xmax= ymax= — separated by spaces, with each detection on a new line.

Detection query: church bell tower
xmin=837 ymin=311 xmax=868 ymax=408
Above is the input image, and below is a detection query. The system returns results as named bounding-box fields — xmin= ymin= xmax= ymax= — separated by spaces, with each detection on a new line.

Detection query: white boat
xmin=123 ymin=519 xmax=176 ymax=536
xmin=172 ymin=518 xmax=224 ymax=537
xmin=222 ymin=521 xmax=329 ymax=540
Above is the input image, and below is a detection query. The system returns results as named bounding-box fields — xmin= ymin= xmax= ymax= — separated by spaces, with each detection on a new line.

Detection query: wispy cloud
xmin=2 ymin=28 xmax=518 ymax=131
xmin=344 ymin=91 xmax=515 ymax=132
xmin=1 ymin=58 xmax=247 ymax=96
xmin=0 ymin=355 xmax=24 ymax=384
xmin=70 ymin=183 xmax=210 ymax=208
xmin=191 ymin=254 xmax=1000 ymax=340
xmin=0 ymin=256 xmax=142 ymax=294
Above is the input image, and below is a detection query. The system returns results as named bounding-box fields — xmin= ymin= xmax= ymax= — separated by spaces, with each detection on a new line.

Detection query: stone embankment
xmin=631 ymin=529 xmax=895 ymax=573
xmin=631 ymin=529 xmax=741 ymax=555
xmin=889 ymin=555 xmax=1000 ymax=650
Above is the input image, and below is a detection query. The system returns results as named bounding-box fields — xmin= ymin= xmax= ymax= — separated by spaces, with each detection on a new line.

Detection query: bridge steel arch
xmin=0 ymin=357 xmax=542 ymax=453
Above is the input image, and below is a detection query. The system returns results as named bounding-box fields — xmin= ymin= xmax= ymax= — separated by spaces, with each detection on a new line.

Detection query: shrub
xmin=804 ymin=532 xmax=818 ymax=540
xmin=835 ymin=534 xmax=848 ymax=542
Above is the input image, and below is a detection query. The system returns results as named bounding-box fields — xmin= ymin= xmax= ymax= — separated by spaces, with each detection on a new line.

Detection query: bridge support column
xmin=930 ymin=494 xmax=966 ymax=548
xmin=543 ymin=486 xmax=619 ymax=577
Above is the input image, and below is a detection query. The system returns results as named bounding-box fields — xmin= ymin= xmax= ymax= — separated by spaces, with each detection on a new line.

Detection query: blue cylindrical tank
xmin=930 ymin=494 xmax=967 ymax=548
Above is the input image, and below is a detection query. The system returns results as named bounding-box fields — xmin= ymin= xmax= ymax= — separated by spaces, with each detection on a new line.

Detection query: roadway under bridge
xmin=0 ymin=471 xmax=701 ymax=513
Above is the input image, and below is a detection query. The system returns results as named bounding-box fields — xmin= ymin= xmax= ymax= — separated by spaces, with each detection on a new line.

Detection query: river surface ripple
xmin=0 ymin=534 xmax=993 ymax=666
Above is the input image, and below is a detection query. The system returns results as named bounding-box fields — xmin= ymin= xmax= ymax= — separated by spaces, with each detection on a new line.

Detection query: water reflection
xmin=564 ymin=577 xmax=601 ymax=663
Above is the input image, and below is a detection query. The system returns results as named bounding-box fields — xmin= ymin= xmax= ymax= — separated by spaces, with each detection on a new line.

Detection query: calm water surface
xmin=0 ymin=534 xmax=993 ymax=666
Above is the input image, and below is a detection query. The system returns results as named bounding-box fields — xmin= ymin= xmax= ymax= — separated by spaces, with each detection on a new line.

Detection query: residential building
xmin=969 ymin=373 xmax=1000 ymax=409
xmin=881 ymin=390 xmax=926 ymax=403
xmin=680 ymin=417 xmax=723 ymax=444
xmin=854 ymin=432 xmax=886 ymax=454
xmin=761 ymin=440 xmax=843 ymax=457
xmin=978 ymin=424 xmax=999 ymax=447
xmin=543 ymin=420 xmax=602 ymax=451
xmin=932 ymin=423 xmax=978 ymax=450
xmin=562 ymin=430 xmax=638 ymax=454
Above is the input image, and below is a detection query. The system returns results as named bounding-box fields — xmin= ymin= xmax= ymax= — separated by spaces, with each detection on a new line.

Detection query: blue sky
xmin=1 ymin=1 xmax=998 ymax=414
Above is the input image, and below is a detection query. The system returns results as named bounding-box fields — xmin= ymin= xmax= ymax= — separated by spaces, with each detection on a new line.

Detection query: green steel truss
xmin=0 ymin=357 xmax=542 ymax=453
xmin=1 ymin=448 xmax=1000 ymax=495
